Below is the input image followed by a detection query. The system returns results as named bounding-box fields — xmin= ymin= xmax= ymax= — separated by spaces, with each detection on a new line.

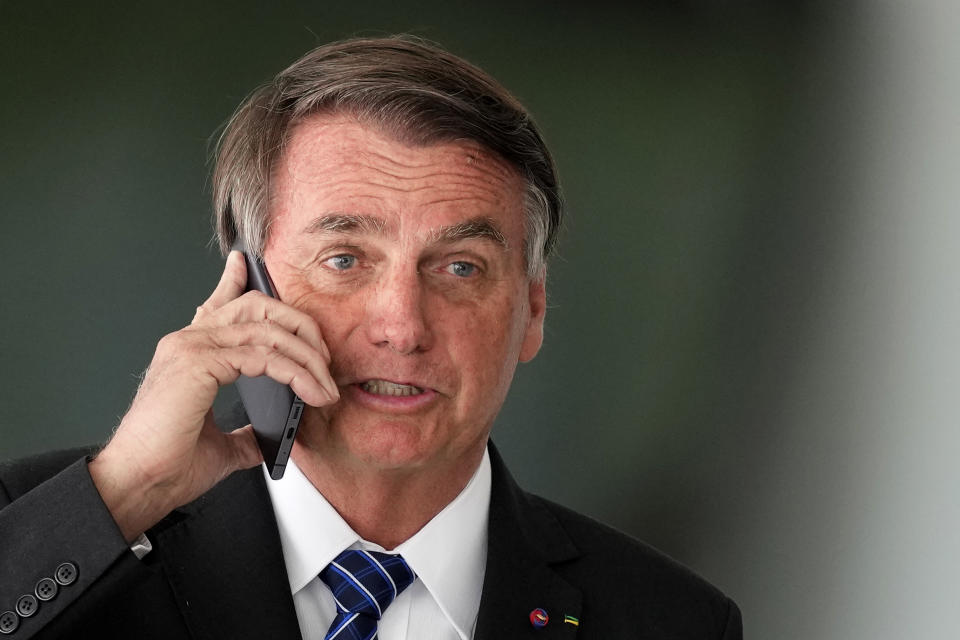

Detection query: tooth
xmin=363 ymin=379 xmax=423 ymax=396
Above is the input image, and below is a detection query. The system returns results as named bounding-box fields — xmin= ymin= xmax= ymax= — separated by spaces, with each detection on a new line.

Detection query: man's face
xmin=262 ymin=114 xmax=545 ymax=473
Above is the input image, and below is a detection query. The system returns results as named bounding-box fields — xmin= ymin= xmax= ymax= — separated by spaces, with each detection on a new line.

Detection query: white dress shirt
xmin=263 ymin=449 xmax=491 ymax=640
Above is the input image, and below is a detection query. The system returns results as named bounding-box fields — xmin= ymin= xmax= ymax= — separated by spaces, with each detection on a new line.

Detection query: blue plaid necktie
xmin=319 ymin=549 xmax=417 ymax=640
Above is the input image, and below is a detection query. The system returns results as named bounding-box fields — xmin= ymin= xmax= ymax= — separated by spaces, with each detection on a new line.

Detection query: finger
xmin=206 ymin=344 xmax=337 ymax=407
xmin=194 ymin=251 xmax=247 ymax=321
xmin=204 ymin=291 xmax=331 ymax=363
xmin=208 ymin=321 xmax=337 ymax=398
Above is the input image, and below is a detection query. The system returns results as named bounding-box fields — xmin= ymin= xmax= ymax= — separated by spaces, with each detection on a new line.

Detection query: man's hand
xmin=88 ymin=251 xmax=339 ymax=542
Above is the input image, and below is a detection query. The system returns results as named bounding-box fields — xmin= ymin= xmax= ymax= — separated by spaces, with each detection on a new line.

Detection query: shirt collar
xmin=263 ymin=458 xmax=359 ymax=594
xmin=394 ymin=448 xmax=490 ymax=639
xmin=264 ymin=448 xmax=491 ymax=639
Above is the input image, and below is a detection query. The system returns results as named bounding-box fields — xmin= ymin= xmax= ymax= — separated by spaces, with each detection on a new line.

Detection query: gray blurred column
xmin=734 ymin=3 xmax=960 ymax=637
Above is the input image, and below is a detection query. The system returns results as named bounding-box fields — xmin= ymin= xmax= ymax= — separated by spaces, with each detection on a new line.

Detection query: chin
xmin=338 ymin=418 xmax=442 ymax=471
xmin=301 ymin=405 xmax=481 ymax=472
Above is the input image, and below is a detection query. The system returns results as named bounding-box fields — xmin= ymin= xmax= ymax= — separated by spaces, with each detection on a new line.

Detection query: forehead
xmin=269 ymin=114 xmax=526 ymax=236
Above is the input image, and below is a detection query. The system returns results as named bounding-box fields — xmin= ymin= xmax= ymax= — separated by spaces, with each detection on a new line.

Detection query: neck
xmin=290 ymin=440 xmax=485 ymax=550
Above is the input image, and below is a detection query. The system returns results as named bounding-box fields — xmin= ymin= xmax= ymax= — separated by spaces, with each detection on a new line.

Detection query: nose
xmin=364 ymin=266 xmax=433 ymax=354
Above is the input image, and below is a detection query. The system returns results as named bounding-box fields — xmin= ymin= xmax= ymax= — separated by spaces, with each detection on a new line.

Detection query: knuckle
xmin=240 ymin=290 xmax=272 ymax=316
xmin=191 ymin=304 xmax=209 ymax=324
xmin=264 ymin=345 xmax=285 ymax=362
xmin=155 ymin=331 xmax=182 ymax=355
xmin=257 ymin=319 xmax=278 ymax=343
xmin=155 ymin=329 xmax=207 ymax=366
xmin=249 ymin=344 xmax=276 ymax=363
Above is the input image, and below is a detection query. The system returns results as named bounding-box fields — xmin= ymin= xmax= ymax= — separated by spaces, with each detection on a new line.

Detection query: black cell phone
xmin=232 ymin=242 xmax=304 ymax=480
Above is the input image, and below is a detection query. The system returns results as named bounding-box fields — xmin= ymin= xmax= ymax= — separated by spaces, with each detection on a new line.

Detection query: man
xmin=0 ymin=36 xmax=741 ymax=639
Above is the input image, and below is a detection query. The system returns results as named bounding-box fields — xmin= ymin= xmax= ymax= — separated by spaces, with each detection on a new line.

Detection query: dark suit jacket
xmin=0 ymin=437 xmax=741 ymax=639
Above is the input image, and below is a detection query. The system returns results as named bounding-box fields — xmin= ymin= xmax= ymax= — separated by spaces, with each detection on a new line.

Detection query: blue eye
xmin=325 ymin=254 xmax=356 ymax=271
xmin=447 ymin=261 xmax=477 ymax=278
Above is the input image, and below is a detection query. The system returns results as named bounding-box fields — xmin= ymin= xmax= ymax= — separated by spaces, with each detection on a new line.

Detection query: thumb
xmin=194 ymin=251 xmax=248 ymax=323
xmin=225 ymin=424 xmax=264 ymax=471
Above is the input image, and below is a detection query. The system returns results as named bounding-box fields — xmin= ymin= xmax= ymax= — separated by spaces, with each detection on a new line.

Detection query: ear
xmin=519 ymin=273 xmax=546 ymax=363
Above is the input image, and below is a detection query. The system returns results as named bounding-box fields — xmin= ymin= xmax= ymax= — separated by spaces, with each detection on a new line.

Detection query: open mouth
xmin=361 ymin=379 xmax=426 ymax=397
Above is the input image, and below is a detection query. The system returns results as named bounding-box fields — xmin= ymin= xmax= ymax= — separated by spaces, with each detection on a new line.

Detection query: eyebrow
xmin=304 ymin=213 xmax=508 ymax=249
xmin=303 ymin=214 xmax=387 ymax=235
xmin=427 ymin=217 xmax=508 ymax=249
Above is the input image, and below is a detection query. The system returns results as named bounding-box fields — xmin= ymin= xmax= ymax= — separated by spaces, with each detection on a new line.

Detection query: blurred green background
xmin=5 ymin=2 xmax=959 ymax=638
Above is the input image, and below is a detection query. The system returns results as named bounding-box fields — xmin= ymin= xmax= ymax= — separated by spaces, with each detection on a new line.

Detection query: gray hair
xmin=211 ymin=35 xmax=562 ymax=277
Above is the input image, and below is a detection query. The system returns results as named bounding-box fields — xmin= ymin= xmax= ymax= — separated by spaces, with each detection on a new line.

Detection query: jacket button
xmin=54 ymin=562 xmax=78 ymax=586
xmin=15 ymin=594 xmax=37 ymax=618
xmin=0 ymin=611 xmax=18 ymax=635
xmin=35 ymin=577 xmax=58 ymax=601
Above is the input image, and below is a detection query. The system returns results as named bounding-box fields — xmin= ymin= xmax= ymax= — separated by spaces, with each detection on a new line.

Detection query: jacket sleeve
xmin=0 ymin=457 xmax=135 ymax=639
xmin=721 ymin=596 xmax=743 ymax=640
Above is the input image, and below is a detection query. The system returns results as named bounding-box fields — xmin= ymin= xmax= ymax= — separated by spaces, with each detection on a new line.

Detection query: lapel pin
xmin=563 ymin=615 xmax=580 ymax=627
xmin=529 ymin=608 xmax=549 ymax=628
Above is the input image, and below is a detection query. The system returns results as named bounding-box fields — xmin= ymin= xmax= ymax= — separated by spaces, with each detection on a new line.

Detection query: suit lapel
xmin=475 ymin=443 xmax=582 ymax=640
xmin=142 ymin=422 xmax=580 ymax=640
xmin=152 ymin=467 xmax=303 ymax=640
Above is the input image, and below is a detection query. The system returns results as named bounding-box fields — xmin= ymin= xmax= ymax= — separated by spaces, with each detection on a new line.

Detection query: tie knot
xmin=320 ymin=549 xmax=417 ymax=621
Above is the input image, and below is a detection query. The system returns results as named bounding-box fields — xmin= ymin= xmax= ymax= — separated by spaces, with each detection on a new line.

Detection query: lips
xmin=360 ymin=379 xmax=426 ymax=397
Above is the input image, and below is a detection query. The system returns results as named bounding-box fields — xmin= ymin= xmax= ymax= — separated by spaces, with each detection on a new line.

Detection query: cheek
xmin=275 ymin=272 xmax=364 ymax=342
xmin=448 ymin=297 xmax=525 ymax=386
